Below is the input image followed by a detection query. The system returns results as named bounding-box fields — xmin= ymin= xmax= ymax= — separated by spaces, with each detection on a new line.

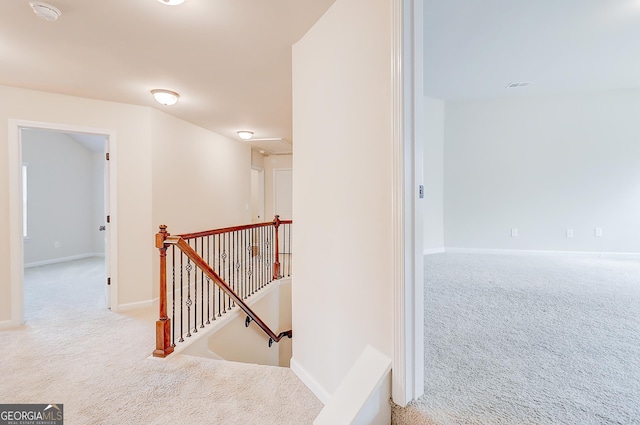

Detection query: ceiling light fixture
xmin=237 ymin=131 xmax=254 ymax=140
xmin=151 ymin=89 xmax=180 ymax=106
xmin=157 ymin=0 xmax=186 ymax=5
xmin=29 ymin=1 xmax=62 ymax=21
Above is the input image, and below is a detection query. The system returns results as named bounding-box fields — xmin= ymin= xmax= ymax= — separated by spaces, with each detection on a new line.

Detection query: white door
xmin=250 ymin=168 xmax=265 ymax=222
xmin=103 ymin=137 xmax=111 ymax=308
xmin=274 ymin=169 xmax=293 ymax=220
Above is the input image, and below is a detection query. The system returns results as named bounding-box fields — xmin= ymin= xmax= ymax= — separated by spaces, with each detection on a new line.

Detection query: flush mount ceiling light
xmin=157 ymin=0 xmax=186 ymax=5
xmin=151 ymin=89 xmax=180 ymax=106
xmin=237 ymin=131 xmax=254 ymax=140
xmin=29 ymin=1 xmax=62 ymax=21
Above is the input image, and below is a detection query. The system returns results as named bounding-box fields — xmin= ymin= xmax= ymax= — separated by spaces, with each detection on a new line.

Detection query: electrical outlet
xmin=54 ymin=241 xmax=60 ymax=248
xmin=511 ymin=228 xmax=518 ymax=237
xmin=595 ymin=228 xmax=603 ymax=237
xmin=566 ymin=229 xmax=574 ymax=238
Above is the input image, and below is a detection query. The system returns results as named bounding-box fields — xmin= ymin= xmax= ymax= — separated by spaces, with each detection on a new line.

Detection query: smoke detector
xmin=29 ymin=2 xmax=62 ymax=21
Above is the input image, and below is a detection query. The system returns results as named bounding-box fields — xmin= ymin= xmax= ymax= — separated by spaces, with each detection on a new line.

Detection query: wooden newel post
xmin=273 ymin=215 xmax=281 ymax=280
xmin=153 ymin=225 xmax=174 ymax=358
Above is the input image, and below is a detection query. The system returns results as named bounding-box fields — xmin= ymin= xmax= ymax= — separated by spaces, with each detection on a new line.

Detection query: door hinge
xmin=106 ymin=215 xmax=110 ymax=223
xmin=105 ymin=152 xmax=110 ymax=161
xmin=419 ymin=185 xmax=425 ymax=199
xmin=107 ymin=277 xmax=111 ymax=286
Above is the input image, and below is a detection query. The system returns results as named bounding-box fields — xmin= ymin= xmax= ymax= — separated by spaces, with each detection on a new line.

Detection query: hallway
xmin=2 ymin=258 xmax=322 ymax=424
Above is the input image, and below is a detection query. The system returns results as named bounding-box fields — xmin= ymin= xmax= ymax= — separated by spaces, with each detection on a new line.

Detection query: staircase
xmin=153 ymin=216 xmax=293 ymax=359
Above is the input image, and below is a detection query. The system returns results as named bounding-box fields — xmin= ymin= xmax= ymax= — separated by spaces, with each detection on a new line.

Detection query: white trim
xmin=424 ymin=248 xmax=445 ymax=255
xmin=0 ymin=319 xmax=23 ymax=330
xmin=445 ymin=247 xmax=640 ymax=258
xmin=290 ymin=357 xmax=331 ymax=405
xmin=8 ymin=119 xmax=119 ymax=325
xmin=24 ymin=253 xmax=104 ymax=268
xmin=314 ymin=345 xmax=392 ymax=425
xmin=391 ymin=0 xmax=406 ymax=407
xmin=8 ymin=120 xmax=25 ymax=328
xmin=391 ymin=0 xmax=425 ymax=407
xmin=410 ymin=0 xmax=426 ymax=401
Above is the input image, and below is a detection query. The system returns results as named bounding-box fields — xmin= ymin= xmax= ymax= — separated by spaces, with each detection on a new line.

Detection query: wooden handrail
xmin=179 ymin=218 xmax=292 ymax=240
xmin=153 ymin=216 xmax=293 ymax=358
xmin=172 ymin=238 xmax=291 ymax=344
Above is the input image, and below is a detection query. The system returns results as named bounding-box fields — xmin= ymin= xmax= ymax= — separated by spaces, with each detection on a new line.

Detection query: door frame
xmin=391 ymin=0 xmax=425 ymax=405
xmin=8 ymin=119 xmax=119 ymax=325
xmin=250 ymin=166 xmax=265 ymax=222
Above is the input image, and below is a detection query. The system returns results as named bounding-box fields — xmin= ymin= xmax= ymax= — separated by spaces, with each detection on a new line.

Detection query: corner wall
xmin=292 ymin=0 xmax=393 ymax=398
xmin=444 ymin=89 xmax=640 ymax=252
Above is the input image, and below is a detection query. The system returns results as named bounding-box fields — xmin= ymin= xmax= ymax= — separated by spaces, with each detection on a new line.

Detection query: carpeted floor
xmin=394 ymin=253 xmax=640 ymax=425
xmin=0 ymin=257 xmax=323 ymax=425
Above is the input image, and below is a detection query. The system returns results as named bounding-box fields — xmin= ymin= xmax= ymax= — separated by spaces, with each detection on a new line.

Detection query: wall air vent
xmin=506 ymin=81 xmax=532 ymax=88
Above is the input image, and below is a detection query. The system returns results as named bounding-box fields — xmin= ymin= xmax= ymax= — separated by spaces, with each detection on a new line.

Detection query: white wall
xmin=292 ymin=0 xmax=393 ymax=399
xmin=444 ymin=89 xmax=640 ymax=252
xmin=0 ymin=84 xmax=252 ymax=323
xmin=423 ymin=96 xmax=444 ymax=252
xmin=22 ymin=130 xmax=99 ymax=265
xmin=0 ymin=84 xmax=153 ymax=321
xmin=208 ymin=281 xmax=292 ymax=367
xmin=150 ymin=109 xmax=250 ymax=235
xmin=178 ymin=279 xmax=292 ymax=367
xmin=150 ymin=109 xmax=251 ymax=299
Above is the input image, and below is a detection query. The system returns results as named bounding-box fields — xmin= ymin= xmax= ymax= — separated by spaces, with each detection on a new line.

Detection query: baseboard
xmin=290 ymin=357 xmax=331 ymax=405
xmin=24 ymin=253 xmax=104 ymax=268
xmin=117 ymin=298 xmax=157 ymax=312
xmin=445 ymin=248 xmax=640 ymax=258
xmin=0 ymin=319 xmax=23 ymax=330
xmin=423 ymin=248 xmax=445 ymax=255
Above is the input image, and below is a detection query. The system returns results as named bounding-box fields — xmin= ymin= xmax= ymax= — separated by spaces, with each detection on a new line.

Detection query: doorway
xmin=274 ymin=169 xmax=293 ymax=220
xmin=21 ymin=129 xmax=108 ymax=318
xmin=8 ymin=119 xmax=118 ymax=327
xmin=250 ymin=168 xmax=265 ymax=223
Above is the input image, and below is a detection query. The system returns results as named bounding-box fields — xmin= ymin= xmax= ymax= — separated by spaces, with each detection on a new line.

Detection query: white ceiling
xmin=0 ymin=0 xmax=335 ymax=146
xmin=424 ymin=0 xmax=640 ymax=100
xmin=3 ymin=0 xmax=637 ymax=143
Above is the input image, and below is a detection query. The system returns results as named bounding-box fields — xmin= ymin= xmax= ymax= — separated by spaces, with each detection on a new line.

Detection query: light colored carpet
xmin=1 ymin=257 xmax=323 ymax=424
xmin=394 ymin=253 xmax=640 ymax=425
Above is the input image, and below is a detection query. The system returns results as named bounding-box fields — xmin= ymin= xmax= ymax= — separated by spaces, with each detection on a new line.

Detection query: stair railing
xmin=153 ymin=216 xmax=292 ymax=358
